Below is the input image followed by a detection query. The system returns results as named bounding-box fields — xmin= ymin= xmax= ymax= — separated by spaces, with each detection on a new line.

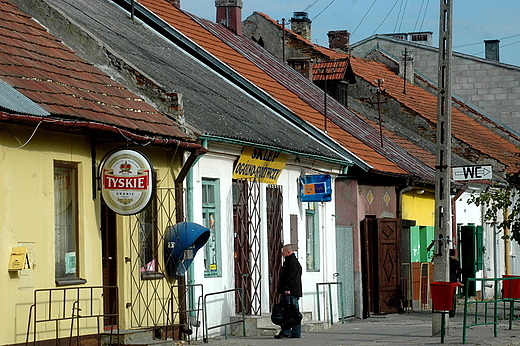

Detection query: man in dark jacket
xmin=275 ymin=244 xmax=302 ymax=339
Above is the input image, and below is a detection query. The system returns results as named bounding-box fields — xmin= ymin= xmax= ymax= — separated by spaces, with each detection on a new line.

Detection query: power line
xmin=303 ymin=0 xmax=320 ymax=12
xmin=312 ymin=0 xmax=337 ymax=21
xmin=351 ymin=0 xmax=377 ymax=36
xmin=455 ymin=33 xmax=520 ymax=49
xmin=371 ymin=0 xmax=400 ymax=36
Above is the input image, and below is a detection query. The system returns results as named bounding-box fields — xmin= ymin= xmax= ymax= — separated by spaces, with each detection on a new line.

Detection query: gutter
xmin=200 ymin=134 xmax=356 ymax=169
xmin=0 ymin=112 xmax=207 ymax=153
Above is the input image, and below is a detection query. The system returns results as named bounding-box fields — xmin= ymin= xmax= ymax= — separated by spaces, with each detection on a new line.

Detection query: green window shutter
xmin=476 ymin=225 xmax=483 ymax=271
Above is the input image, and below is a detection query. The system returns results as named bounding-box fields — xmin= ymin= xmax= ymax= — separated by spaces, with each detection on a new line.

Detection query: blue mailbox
xmin=298 ymin=174 xmax=332 ymax=202
xmin=164 ymin=222 xmax=210 ymax=279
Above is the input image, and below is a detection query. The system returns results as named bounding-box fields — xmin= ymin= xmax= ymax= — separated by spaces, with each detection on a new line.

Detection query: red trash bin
xmin=430 ymin=281 xmax=458 ymax=311
xmin=503 ymin=275 xmax=520 ymax=298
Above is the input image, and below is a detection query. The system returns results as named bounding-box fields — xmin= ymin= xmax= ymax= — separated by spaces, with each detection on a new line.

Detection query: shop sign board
xmin=101 ymin=149 xmax=154 ymax=215
xmin=232 ymin=147 xmax=287 ymax=184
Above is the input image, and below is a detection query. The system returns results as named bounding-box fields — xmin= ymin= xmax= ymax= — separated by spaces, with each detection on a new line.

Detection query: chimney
xmin=328 ymin=30 xmax=350 ymax=52
xmin=215 ymin=0 xmax=243 ymax=35
xmin=484 ymin=39 xmax=500 ymax=61
xmin=165 ymin=0 xmax=180 ymax=8
xmin=399 ymin=49 xmax=414 ymax=84
xmin=290 ymin=12 xmax=311 ymax=41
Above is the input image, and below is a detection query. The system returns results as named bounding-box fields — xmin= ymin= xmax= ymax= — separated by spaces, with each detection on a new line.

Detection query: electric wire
xmin=312 ymin=0 xmax=336 ymax=21
xmin=351 ymin=0 xmax=378 ymax=37
xmin=371 ymin=0 xmax=400 ymax=36
xmin=303 ymin=0 xmax=320 ymax=12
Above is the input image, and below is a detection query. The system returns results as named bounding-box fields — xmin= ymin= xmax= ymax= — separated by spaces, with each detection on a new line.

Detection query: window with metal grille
xmin=306 ymin=202 xmax=320 ymax=271
xmin=203 ymin=178 xmax=221 ymax=277
xmin=138 ymin=179 xmax=159 ymax=277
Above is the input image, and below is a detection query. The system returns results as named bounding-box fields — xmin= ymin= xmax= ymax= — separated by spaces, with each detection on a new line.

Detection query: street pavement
xmin=191 ymin=306 xmax=520 ymax=346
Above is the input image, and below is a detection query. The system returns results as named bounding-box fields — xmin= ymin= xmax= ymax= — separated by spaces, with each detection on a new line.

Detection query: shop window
xmin=306 ymin=202 xmax=320 ymax=271
xmin=54 ymin=161 xmax=85 ymax=285
xmin=203 ymin=178 xmax=221 ymax=277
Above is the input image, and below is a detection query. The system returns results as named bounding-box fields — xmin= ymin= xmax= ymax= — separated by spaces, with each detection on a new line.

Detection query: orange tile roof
xmin=139 ymin=0 xmax=409 ymax=176
xmin=249 ymin=12 xmax=520 ymax=175
xmin=349 ymin=56 xmax=520 ymax=173
xmin=313 ymin=59 xmax=350 ymax=81
xmin=0 ymin=0 xmax=190 ymax=140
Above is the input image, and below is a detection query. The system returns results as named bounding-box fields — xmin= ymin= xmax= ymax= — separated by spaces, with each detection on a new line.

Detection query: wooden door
xmin=101 ymin=202 xmax=118 ymax=328
xmin=376 ymin=218 xmax=401 ymax=313
xmin=361 ymin=217 xmax=401 ymax=315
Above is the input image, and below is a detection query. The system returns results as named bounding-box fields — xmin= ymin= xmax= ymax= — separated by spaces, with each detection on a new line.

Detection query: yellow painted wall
xmin=401 ymin=190 xmax=435 ymax=227
xmin=0 ymin=123 xmax=182 ymax=344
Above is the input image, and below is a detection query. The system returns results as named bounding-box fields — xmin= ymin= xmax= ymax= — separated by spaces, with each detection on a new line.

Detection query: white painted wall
xmin=188 ymin=143 xmax=343 ymax=336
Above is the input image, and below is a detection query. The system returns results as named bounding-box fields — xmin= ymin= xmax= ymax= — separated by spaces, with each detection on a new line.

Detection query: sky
xmin=181 ymin=0 xmax=520 ymax=67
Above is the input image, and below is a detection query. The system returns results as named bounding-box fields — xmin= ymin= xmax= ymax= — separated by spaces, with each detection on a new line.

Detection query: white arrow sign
xmin=452 ymin=165 xmax=492 ymax=181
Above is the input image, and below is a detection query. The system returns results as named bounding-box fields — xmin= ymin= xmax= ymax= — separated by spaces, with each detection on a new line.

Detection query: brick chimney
xmin=215 ymin=0 xmax=243 ymax=35
xmin=165 ymin=0 xmax=180 ymax=8
xmin=328 ymin=30 xmax=350 ymax=52
xmin=290 ymin=12 xmax=311 ymax=41
xmin=484 ymin=39 xmax=500 ymax=62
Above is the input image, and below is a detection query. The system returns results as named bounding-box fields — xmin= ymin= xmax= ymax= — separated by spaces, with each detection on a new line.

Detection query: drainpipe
xmin=187 ymin=140 xmax=208 ymax=326
xmin=174 ymin=146 xmax=206 ymax=339
xmin=396 ymin=180 xmax=413 ymax=220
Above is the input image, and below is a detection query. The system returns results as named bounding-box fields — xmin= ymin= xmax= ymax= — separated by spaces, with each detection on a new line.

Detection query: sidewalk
xmin=191 ymin=309 xmax=520 ymax=346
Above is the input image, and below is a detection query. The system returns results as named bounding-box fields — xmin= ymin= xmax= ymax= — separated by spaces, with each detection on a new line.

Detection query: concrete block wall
xmin=352 ymin=36 xmax=520 ymax=134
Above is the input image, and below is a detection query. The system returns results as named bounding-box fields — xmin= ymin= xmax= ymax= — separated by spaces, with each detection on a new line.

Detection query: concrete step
xmin=229 ymin=312 xmax=330 ymax=337
xmin=101 ymin=328 xmax=184 ymax=346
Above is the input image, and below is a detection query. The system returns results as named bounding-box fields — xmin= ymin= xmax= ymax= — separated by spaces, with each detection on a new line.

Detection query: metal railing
xmin=316 ymin=282 xmax=345 ymax=325
xmin=462 ymin=277 xmax=520 ymax=344
xmin=25 ymin=286 xmax=119 ymax=346
xmin=202 ymin=288 xmax=246 ymax=342
xmin=166 ymin=283 xmax=204 ymax=341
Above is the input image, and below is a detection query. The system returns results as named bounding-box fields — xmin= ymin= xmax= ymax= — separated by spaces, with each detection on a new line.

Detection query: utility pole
xmin=432 ymin=0 xmax=453 ymax=337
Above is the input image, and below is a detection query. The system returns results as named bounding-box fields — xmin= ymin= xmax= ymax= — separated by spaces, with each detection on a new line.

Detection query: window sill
xmin=55 ymin=277 xmax=87 ymax=286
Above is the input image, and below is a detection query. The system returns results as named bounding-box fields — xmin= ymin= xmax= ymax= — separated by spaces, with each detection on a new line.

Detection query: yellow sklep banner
xmin=233 ymin=147 xmax=287 ymax=184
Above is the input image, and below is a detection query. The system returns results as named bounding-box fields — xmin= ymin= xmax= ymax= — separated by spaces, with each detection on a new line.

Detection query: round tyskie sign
xmin=101 ymin=149 xmax=153 ymax=215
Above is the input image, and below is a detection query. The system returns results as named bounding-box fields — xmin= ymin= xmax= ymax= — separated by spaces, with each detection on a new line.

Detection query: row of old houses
xmin=1 ymin=0 xmax=519 ymax=344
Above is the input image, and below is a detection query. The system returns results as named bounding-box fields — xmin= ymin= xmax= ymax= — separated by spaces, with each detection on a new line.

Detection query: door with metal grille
xmin=267 ymin=185 xmax=283 ymax=309
xmin=233 ymin=180 xmax=262 ymax=315
xmin=128 ymin=187 xmax=184 ymax=332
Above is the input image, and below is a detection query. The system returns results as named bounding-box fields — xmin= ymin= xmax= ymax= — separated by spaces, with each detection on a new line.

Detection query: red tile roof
xmin=0 ymin=0 xmax=191 ymax=142
xmin=244 ymin=12 xmax=520 ymax=175
xmin=349 ymin=56 xmax=520 ymax=173
xmin=313 ymin=59 xmax=350 ymax=81
xmin=138 ymin=0 xmax=409 ymax=176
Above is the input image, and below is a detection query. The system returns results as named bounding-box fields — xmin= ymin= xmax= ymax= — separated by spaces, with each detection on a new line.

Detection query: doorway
xmin=101 ymin=202 xmax=118 ymax=328
xmin=361 ymin=217 xmax=402 ymax=316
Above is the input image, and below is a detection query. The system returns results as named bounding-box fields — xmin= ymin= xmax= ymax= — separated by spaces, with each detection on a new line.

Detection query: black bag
xmin=271 ymin=298 xmax=302 ymax=329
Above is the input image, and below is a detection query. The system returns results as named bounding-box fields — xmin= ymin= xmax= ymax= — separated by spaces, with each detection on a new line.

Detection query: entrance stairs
xmin=101 ymin=328 xmax=184 ymax=346
xmin=230 ymin=310 xmax=330 ymax=337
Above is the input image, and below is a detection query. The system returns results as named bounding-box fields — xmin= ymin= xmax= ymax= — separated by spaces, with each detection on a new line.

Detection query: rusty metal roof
xmin=0 ymin=0 xmax=192 ymax=143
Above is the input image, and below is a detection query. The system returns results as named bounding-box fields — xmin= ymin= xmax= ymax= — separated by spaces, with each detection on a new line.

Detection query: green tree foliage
xmin=467 ymin=172 xmax=520 ymax=242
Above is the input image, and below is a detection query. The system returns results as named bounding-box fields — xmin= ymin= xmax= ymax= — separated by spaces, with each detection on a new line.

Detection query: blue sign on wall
xmin=299 ymin=174 xmax=332 ymax=202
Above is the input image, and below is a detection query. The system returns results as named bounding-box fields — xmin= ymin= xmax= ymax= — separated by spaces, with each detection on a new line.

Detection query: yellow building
xmin=0 ymin=2 xmax=204 ymax=343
